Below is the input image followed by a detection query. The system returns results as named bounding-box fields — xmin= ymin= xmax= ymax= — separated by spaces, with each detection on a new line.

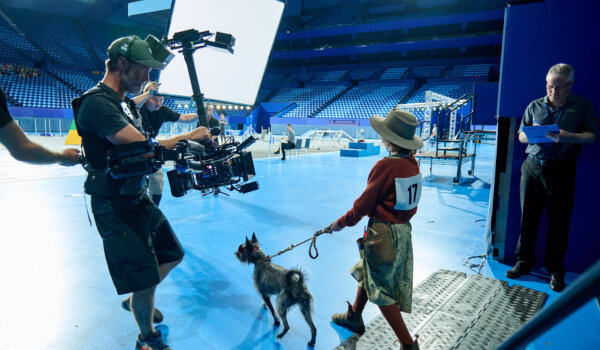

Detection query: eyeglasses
xmin=546 ymin=84 xmax=568 ymax=92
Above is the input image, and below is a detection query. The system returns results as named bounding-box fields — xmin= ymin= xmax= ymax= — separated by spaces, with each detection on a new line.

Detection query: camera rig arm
xmin=164 ymin=29 xmax=235 ymax=129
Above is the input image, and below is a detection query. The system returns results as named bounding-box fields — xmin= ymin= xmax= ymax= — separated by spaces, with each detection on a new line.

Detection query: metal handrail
xmin=417 ymin=120 xmax=433 ymax=141
xmin=497 ymin=259 xmax=600 ymax=350
xmin=440 ymin=93 xmax=473 ymax=112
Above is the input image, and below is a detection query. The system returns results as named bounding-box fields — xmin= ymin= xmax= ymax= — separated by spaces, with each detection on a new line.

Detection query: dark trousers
xmin=280 ymin=141 xmax=295 ymax=159
xmin=516 ymin=157 xmax=577 ymax=274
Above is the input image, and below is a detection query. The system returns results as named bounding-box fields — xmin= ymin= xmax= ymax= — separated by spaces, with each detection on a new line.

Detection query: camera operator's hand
xmin=58 ymin=148 xmax=82 ymax=166
xmin=146 ymin=81 xmax=160 ymax=95
xmin=158 ymin=127 xmax=211 ymax=150
xmin=186 ymin=126 xmax=211 ymax=142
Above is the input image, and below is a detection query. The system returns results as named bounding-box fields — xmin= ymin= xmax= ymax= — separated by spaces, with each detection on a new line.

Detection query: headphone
xmin=115 ymin=35 xmax=139 ymax=60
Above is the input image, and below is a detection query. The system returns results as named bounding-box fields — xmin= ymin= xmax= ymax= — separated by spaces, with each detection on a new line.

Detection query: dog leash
xmin=262 ymin=227 xmax=331 ymax=261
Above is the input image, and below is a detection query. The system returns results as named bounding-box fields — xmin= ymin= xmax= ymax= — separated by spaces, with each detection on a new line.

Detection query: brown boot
xmin=331 ymin=301 xmax=366 ymax=334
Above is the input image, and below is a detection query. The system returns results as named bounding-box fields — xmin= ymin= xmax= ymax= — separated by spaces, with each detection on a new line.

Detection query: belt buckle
xmin=529 ymin=155 xmax=545 ymax=166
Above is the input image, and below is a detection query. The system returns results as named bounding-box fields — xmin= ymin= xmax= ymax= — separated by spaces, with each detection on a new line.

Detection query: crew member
xmin=274 ymin=124 xmax=296 ymax=160
xmin=72 ymin=35 xmax=210 ymax=350
xmin=219 ymin=113 xmax=227 ymax=143
xmin=506 ymin=63 xmax=597 ymax=292
xmin=133 ymin=81 xmax=198 ymax=205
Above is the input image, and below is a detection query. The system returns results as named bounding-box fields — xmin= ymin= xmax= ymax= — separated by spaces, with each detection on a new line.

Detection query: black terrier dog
xmin=235 ymin=233 xmax=317 ymax=347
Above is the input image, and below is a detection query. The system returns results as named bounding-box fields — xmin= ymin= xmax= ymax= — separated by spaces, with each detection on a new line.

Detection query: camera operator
xmin=206 ymin=105 xmax=222 ymax=144
xmin=132 ymin=81 xmax=198 ymax=206
xmin=72 ymin=35 xmax=210 ymax=350
xmin=0 ymin=87 xmax=80 ymax=165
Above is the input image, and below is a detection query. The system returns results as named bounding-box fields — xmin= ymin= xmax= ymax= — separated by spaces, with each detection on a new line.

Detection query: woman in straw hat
xmin=327 ymin=109 xmax=423 ymax=349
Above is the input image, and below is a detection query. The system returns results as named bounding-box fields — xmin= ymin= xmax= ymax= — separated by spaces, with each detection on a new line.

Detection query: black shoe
xmin=549 ymin=272 xmax=565 ymax=292
xmin=135 ymin=330 xmax=171 ymax=350
xmin=281 ymin=157 xmax=285 ymax=160
xmin=122 ymin=296 xmax=164 ymax=324
xmin=274 ymin=150 xmax=280 ymax=154
xmin=506 ymin=262 xmax=531 ymax=279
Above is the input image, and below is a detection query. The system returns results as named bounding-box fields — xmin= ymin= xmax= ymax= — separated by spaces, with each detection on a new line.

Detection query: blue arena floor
xmin=0 ymin=141 xmax=598 ymax=349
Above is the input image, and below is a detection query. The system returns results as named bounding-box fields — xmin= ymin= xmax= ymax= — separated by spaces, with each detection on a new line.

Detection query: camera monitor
xmin=159 ymin=0 xmax=285 ymax=106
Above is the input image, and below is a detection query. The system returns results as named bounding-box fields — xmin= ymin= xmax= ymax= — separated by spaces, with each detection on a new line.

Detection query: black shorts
xmin=93 ymin=197 xmax=185 ymax=295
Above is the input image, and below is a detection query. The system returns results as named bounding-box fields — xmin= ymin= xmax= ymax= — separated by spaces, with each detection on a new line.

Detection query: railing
xmin=498 ymin=259 xmax=600 ymax=350
xmin=14 ymin=117 xmax=70 ymax=135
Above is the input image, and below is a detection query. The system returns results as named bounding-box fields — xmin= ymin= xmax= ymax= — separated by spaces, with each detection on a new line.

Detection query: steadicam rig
xmin=105 ymin=136 xmax=258 ymax=198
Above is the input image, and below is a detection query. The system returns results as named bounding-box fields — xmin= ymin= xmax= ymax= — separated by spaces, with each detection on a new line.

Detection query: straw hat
xmin=369 ymin=109 xmax=423 ymax=150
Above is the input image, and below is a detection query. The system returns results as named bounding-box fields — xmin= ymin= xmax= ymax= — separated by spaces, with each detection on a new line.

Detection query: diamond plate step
xmin=334 ymin=270 xmax=547 ymax=350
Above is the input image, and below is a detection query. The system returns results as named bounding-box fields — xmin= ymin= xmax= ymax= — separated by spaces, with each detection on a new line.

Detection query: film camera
xmin=163 ymin=136 xmax=258 ymax=197
xmin=106 ymin=135 xmax=258 ymax=198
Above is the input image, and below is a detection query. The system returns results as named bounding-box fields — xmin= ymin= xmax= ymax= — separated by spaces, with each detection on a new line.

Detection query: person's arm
xmin=178 ymin=113 xmax=197 ymax=122
xmin=330 ymin=161 xmax=389 ymax=231
xmin=518 ymin=131 xmax=529 ymax=143
xmin=0 ymin=121 xmax=80 ymax=165
xmin=518 ymin=103 xmax=537 ymax=144
xmin=546 ymin=130 xmax=596 ymax=144
xmin=132 ymin=81 xmax=159 ymax=108
xmin=158 ymin=127 xmax=211 ymax=149
xmin=132 ymin=91 xmax=151 ymax=108
xmin=546 ymin=101 xmax=597 ymax=144
xmin=106 ymin=123 xmax=211 ymax=150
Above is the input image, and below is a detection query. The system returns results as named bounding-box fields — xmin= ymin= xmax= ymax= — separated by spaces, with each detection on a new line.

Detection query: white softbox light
xmin=159 ymin=0 xmax=284 ymax=106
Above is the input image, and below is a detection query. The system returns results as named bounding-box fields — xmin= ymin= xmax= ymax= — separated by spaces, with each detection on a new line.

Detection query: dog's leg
xmin=262 ymin=294 xmax=280 ymax=326
xmin=300 ymin=302 xmax=317 ymax=347
xmin=275 ymin=295 xmax=290 ymax=339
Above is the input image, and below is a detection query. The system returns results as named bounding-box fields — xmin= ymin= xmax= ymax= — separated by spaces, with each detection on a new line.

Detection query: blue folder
xmin=521 ymin=124 xmax=560 ymax=144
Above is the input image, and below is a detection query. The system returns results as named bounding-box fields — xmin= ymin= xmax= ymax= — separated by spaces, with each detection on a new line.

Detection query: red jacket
xmin=337 ymin=156 xmax=420 ymax=228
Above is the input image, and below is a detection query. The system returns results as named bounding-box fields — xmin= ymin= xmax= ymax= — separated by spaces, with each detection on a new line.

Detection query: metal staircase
xmin=415 ymin=93 xmax=495 ymax=183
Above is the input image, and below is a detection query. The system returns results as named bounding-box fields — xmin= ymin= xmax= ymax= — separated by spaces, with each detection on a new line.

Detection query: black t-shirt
xmin=139 ymin=105 xmax=180 ymax=139
xmin=0 ymin=87 xmax=14 ymax=128
xmin=76 ymin=83 xmax=143 ymax=169
xmin=208 ymin=116 xmax=220 ymax=128
xmin=519 ymin=93 xmax=597 ymax=159
xmin=74 ymin=83 xmax=147 ymax=212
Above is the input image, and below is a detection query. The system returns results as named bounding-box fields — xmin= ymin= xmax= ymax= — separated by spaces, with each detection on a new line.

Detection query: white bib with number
xmin=394 ymin=173 xmax=422 ymax=210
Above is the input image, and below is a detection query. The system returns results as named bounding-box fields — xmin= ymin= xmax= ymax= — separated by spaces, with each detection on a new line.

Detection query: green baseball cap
xmin=107 ymin=35 xmax=174 ymax=69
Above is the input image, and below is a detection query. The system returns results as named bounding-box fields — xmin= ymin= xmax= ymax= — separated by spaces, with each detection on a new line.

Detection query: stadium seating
xmin=379 ymin=67 xmax=408 ymax=80
xmin=404 ymin=80 xmax=475 ymax=104
xmin=5 ymin=9 xmax=94 ymax=69
xmin=310 ymin=70 xmax=347 ymax=82
xmin=0 ymin=17 xmax=39 ymax=62
xmin=449 ymin=64 xmax=492 ymax=78
xmin=0 ymin=5 xmax=497 ymax=122
xmin=316 ymin=81 xmax=414 ymax=119
xmin=51 ymin=68 xmax=98 ymax=93
xmin=268 ymin=84 xmax=349 ymax=118
xmin=0 ymin=72 xmax=78 ymax=108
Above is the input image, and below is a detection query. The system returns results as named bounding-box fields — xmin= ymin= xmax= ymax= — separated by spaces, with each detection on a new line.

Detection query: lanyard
xmin=545 ymin=104 xmax=564 ymax=125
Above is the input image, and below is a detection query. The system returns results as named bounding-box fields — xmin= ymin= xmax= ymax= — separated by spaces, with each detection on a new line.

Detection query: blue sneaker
xmin=135 ymin=330 xmax=171 ymax=350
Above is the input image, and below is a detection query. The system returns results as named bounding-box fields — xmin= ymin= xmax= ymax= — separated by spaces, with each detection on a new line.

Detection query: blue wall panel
xmin=473 ymin=82 xmax=498 ymax=125
xmin=496 ymin=0 xmax=600 ymax=273
xmin=498 ymin=0 xmax=600 ymax=118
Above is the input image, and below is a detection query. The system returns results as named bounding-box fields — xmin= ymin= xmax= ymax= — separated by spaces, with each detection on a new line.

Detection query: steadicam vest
xmin=72 ymin=86 xmax=148 ymax=197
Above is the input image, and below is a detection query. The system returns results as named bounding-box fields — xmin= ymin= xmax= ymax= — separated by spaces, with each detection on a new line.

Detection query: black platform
xmin=334 ymin=270 xmax=547 ymax=350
